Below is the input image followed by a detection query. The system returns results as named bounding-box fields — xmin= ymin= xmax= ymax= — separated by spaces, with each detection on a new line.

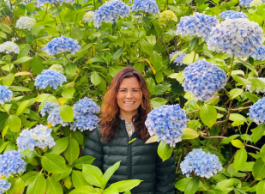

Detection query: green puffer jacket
xmin=83 ymin=119 xmax=176 ymax=194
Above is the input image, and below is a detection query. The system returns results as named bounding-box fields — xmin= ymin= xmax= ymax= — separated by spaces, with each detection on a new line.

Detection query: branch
xmin=231 ymin=106 xmax=251 ymax=111
xmin=245 ymin=144 xmax=261 ymax=151
xmin=187 ymin=109 xmax=200 ymax=115
xmin=200 ymin=135 xmax=225 ymax=139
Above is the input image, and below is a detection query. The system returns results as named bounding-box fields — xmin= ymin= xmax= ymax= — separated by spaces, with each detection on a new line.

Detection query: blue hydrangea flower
xmin=239 ymin=0 xmax=265 ymax=6
xmin=248 ymin=97 xmax=265 ymax=124
xmin=70 ymin=114 xmax=99 ymax=132
xmin=42 ymin=36 xmax=81 ymax=55
xmin=183 ymin=59 xmax=227 ymax=102
xmin=47 ymin=107 xmax=70 ymax=127
xmin=219 ymin=10 xmax=247 ymax=20
xmin=73 ymin=97 xmax=100 ymax=119
xmin=250 ymin=45 xmax=265 ymax=61
xmin=145 ymin=105 xmax=189 ymax=147
xmin=94 ymin=0 xmax=130 ymax=28
xmin=40 ymin=102 xmax=60 ymax=116
xmin=37 ymin=0 xmax=75 ymax=6
xmin=35 ymin=69 xmax=66 ymax=90
xmin=0 ymin=85 xmax=12 ymax=105
xmin=180 ymin=148 xmax=223 ymax=178
xmin=176 ymin=12 xmax=219 ymax=41
xmin=0 ymin=151 xmax=26 ymax=177
xmin=17 ymin=125 xmax=55 ymax=152
xmin=169 ymin=51 xmax=186 ymax=66
xmin=207 ymin=18 xmax=264 ymax=58
xmin=0 ymin=179 xmax=11 ymax=194
xmin=132 ymin=0 xmax=159 ymax=15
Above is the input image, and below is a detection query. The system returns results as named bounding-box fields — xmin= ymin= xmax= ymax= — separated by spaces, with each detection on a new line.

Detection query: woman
xmin=83 ymin=66 xmax=176 ymax=194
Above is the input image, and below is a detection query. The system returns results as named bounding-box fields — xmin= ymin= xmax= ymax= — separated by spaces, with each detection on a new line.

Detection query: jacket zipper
xmin=128 ymin=135 xmax=132 ymax=179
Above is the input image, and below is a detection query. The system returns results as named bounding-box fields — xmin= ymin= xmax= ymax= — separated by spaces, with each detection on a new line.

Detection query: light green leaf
xmin=244 ymin=92 xmax=259 ymax=103
xmin=62 ymin=87 xmax=75 ymax=99
xmin=8 ymin=115 xmax=21 ymax=132
xmin=150 ymin=98 xmax=167 ymax=108
xmin=200 ymin=104 xmax=217 ymax=128
xmin=16 ymin=100 xmax=30 ymax=116
xmin=83 ymin=164 xmax=106 ymax=188
xmin=9 ymin=86 xmax=31 ymax=91
xmin=185 ymin=177 xmax=200 ymax=194
xmin=229 ymin=113 xmax=247 ymax=123
xmin=2 ymin=74 xmax=14 ymax=87
xmin=256 ymin=180 xmax=265 ymax=194
xmin=49 ymin=137 xmax=69 ymax=155
xmin=46 ymin=177 xmax=63 ymax=194
xmin=235 ymin=59 xmax=258 ymax=76
xmin=175 ymin=177 xmax=192 ymax=191
xmin=91 ymin=71 xmax=101 ymax=86
xmin=41 ymin=153 xmax=67 ymax=174
xmin=232 ymin=76 xmax=252 ymax=85
xmin=149 ymin=51 xmax=163 ymax=72
xmin=231 ymin=140 xmax=244 ymax=148
xmin=110 ymin=180 xmax=142 ymax=192
xmin=104 ymin=161 xmax=121 ymax=182
xmin=0 ymin=23 xmax=12 ymax=34
xmin=60 ymin=105 xmax=74 ymax=122
xmin=229 ymin=89 xmax=243 ymax=99
xmin=253 ymin=158 xmax=265 ymax=180
xmin=13 ymin=56 xmax=32 ymax=64
xmin=248 ymin=77 xmax=265 ymax=90
xmin=111 ymin=48 xmax=123 ymax=61
xmin=181 ymin=128 xmax=199 ymax=140
xmin=260 ymin=144 xmax=265 ymax=163
xmin=252 ymin=124 xmax=265 ymax=143
xmin=64 ymin=138 xmax=80 ymax=165
xmin=72 ymin=170 xmax=89 ymax=188
xmin=6 ymin=177 xmax=25 ymax=194
xmin=233 ymin=148 xmax=247 ymax=172
xmin=68 ymin=186 xmax=98 ymax=194
xmin=74 ymin=156 xmax=95 ymax=169
xmin=157 ymin=141 xmax=173 ymax=162
xmin=27 ymin=173 xmax=46 ymax=194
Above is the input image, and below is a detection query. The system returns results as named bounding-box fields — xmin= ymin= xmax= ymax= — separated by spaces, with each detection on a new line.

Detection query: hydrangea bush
xmin=0 ymin=0 xmax=265 ymax=193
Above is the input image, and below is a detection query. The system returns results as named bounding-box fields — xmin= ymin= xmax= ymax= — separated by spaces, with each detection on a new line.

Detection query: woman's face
xmin=116 ymin=77 xmax=142 ymax=117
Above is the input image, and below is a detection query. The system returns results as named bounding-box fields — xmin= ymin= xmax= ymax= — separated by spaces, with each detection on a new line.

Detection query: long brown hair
xmin=100 ymin=66 xmax=151 ymax=142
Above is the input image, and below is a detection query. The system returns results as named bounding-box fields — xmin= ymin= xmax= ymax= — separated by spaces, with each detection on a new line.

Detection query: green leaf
xmin=68 ymin=186 xmax=98 ymax=194
xmin=251 ymin=124 xmax=265 ymax=143
xmin=140 ymin=39 xmax=153 ymax=56
xmin=13 ymin=56 xmax=32 ymax=64
xmin=256 ymin=180 xmax=265 ymax=194
xmin=229 ymin=113 xmax=247 ymax=123
xmin=65 ymin=63 xmax=77 ymax=75
xmin=170 ymin=49 xmax=187 ymax=63
xmin=244 ymin=92 xmax=259 ymax=103
xmin=30 ymin=55 xmax=45 ymax=75
xmin=185 ymin=177 xmax=200 ymax=194
xmin=21 ymin=171 xmax=38 ymax=186
xmin=149 ymin=51 xmax=163 ymax=72
xmin=157 ymin=141 xmax=173 ymax=162
xmin=0 ymin=23 xmax=12 ymax=34
xmin=62 ymin=87 xmax=75 ymax=99
xmin=60 ymin=105 xmax=74 ymax=122
xmin=26 ymin=3 xmax=35 ymax=12
xmin=83 ymin=164 xmax=106 ymax=188
xmin=110 ymin=180 xmax=142 ymax=192
xmin=150 ymin=98 xmax=167 ymax=108
xmin=35 ymin=93 xmax=57 ymax=103
xmin=16 ymin=100 xmax=30 ymax=116
xmin=153 ymin=84 xmax=170 ymax=95
xmin=8 ymin=115 xmax=21 ymax=132
xmin=104 ymin=161 xmax=121 ymax=182
xmin=108 ymin=66 xmax=124 ymax=77
xmin=72 ymin=28 xmax=84 ymax=40
xmin=9 ymin=86 xmax=31 ymax=91
xmin=183 ymin=51 xmax=198 ymax=64
xmin=49 ymin=137 xmax=69 ymax=155
xmin=232 ymin=76 xmax=252 ymax=85
xmin=233 ymin=148 xmax=247 ymax=172
xmin=188 ymin=38 xmax=199 ymax=51
xmin=241 ymin=162 xmax=255 ymax=171
xmin=155 ymin=71 xmax=164 ymax=84
xmin=64 ymin=138 xmax=80 ymax=165
xmin=41 ymin=153 xmax=67 ymax=174
xmin=253 ymin=158 xmax=265 ymax=180
xmin=231 ymin=140 xmax=244 ymax=148
xmin=18 ymin=45 xmax=31 ymax=59
xmin=248 ymin=77 xmax=265 ymax=90
xmin=260 ymin=144 xmax=265 ymax=163
xmin=46 ymin=177 xmax=63 ymax=194
xmin=175 ymin=177 xmax=192 ymax=191
xmin=27 ymin=173 xmax=46 ymax=194
xmin=72 ymin=170 xmax=89 ymax=188
xmin=229 ymin=89 xmax=243 ymax=99
xmin=3 ymin=74 xmax=15 ymax=87
xmin=91 ymin=71 xmax=101 ymax=86
xmin=74 ymin=156 xmax=95 ymax=169
xmin=6 ymin=177 xmax=25 ymax=194
xmin=235 ymin=59 xmax=258 ymax=76
xmin=181 ymin=128 xmax=199 ymax=140
xmin=111 ymin=48 xmax=123 ymax=61
xmin=200 ymin=104 xmax=217 ymax=128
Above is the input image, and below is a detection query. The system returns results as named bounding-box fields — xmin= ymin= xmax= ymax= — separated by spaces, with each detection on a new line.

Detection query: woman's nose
xmin=125 ymin=91 xmax=133 ymax=98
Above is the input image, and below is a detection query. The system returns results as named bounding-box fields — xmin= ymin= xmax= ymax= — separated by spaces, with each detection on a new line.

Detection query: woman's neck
xmin=120 ymin=112 xmax=136 ymax=123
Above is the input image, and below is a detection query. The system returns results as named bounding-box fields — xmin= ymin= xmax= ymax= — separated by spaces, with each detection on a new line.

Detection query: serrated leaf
xmin=103 ymin=161 xmax=121 ymax=182
xmin=27 ymin=173 xmax=46 ymax=194
xmin=41 ymin=153 xmax=67 ymax=174
xmin=46 ymin=177 xmax=63 ymax=194
xmin=200 ymin=104 xmax=217 ymax=128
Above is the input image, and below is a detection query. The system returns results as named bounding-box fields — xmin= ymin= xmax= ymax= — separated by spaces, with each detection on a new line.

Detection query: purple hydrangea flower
xmin=176 ymin=12 xmax=219 ymax=41
xmin=169 ymin=51 xmax=187 ymax=66
xmin=132 ymin=0 xmax=159 ymax=15
xmin=35 ymin=69 xmax=67 ymax=90
xmin=182 ymin=59 xmax=227 ymax=101
xmin=0 ymin=151 xmax=26 ymax=177
xmin=180 ymin=148 xmax=223 ymax=178
xmin=250 ymin=45 xmax=265 ymax=61
xmin=0 ymin=179 xmax=11 ymax=194
xmin=248 ymin=97 xmax=265 ymax=124
xmin=145 ymin=104 xmax=189 ymax=147
xmin=0 ymin=85 xmax=13 ymax=105
xmin=70 ymin=114 xmax=99 ymax=132
xmin=219 ymin=10 xmax=247 ymax=20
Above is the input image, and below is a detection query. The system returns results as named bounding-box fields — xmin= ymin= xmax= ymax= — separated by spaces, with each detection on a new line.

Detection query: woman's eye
xmin=133 ymin=90 xmax=139 ymax=92
xmin=120 ymin=90 xmax=126 ymax=92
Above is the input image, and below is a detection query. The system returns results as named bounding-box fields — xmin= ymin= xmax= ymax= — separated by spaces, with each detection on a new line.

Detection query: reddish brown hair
xmin=100 ymin=66 xmax=151 ymax=142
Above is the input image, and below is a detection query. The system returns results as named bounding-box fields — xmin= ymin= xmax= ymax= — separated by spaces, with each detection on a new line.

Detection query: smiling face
xmin=116 ymin=77 xmax=142 ymax=120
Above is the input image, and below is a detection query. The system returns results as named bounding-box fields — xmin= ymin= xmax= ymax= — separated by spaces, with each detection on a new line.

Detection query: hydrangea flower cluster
xmin=250 ymin=0 xmax=263 ymax=6
xmin=248 ymin=97 xmax=265 ymax=124
xmin=49 ymin=64 xmax=64 ymax=73
xmin=17 ymin=124 xmax=55 ymax=152
xmin=40 ymin=102 xmax=60 ymax=116
xmin=250 ymin=45 xmax=265 ymax=61
xmin=70 ymin=97 xmax=100 ymax=132
xmin=132 ymin=0 xmax=159 ymax=15
xmin=246 ymin=77 xmax=265 ymax=93
xmin=16 ymin=16 xmax=36 ymax=31
xmin=207 ymin=18 xmax=264 ymax=58
xmin=180 ymin=148 xmax=223 ymax=178
xmin=35 ymin=69 xmax=66 ymax=90
xmin=0 ymin=179 xmax=11 ymax=194
xmin=42 ymin=36 xmax=81 ymax=55
xmin=0 ymin=85 xmax=13 ymax=105
xmin=183 ymin=59 xmax=227 ymax=101
xmin=169 ymin=51 xmax=186 ymax=66
xmin=0 ymin=151 xmax=26 ymax=177
xmin=0 ymin=41 xmax=20 ymax=54
xmin=145 ymin=104 xmax=189 ymax=147
xmin=83 ymin=11 xmax=95 ymax=23
xmin=47 ymin=108 xmax=70 ymax=127
xmin=37 ymin=0 xmax=75 ymax=5
xmin=239 ymin=0 xmax=254 ymax=6
xmin=158 ymin=10 xmax=178 ymax=24
xmin=176 ymin=12 xmax=219 ymax=41
xmin=219 ymin=10 xmax=247 ymax=20
xmin=94 ymin=0 xmax=130 ymax=28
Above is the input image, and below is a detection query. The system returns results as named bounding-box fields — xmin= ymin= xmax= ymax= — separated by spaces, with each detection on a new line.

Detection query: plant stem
xmin=227 ymin=54 xmax=235 ymax=82
xmin=245 ymin=144 xmax=261 ymax=151
xmin=56 ymin=4 xmax=65 ymax=34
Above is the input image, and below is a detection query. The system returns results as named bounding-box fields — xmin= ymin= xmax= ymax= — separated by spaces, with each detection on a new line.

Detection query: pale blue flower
xmin=40 ymin=102 xmax=60 ymax=116
xmin=219 ymin=10 xmax=247 ymax=20
xmin=70 ymin=114 xmax=99 ymax=132
xmin=250 ymin=45 xmax=265 ymax=61
xmin=169 ymin=51 xmax=186 ymax=66
xmin=47 ymin=107 xmax=70 ymax=127
xmin=0 ymin=85 xmax=12 ymax=105
xmin=37 ymin=0 xmax=75 ymax=5
xmin=183 ymin=59 xmax=227 ymax=101
xmin=73 ymin=97 xmax=100 ymax=119
xmin=145 ymin=104 xmax=189 ymax=147
xmin=42 ymin=36 xmax=81 ymax=55
xmin=132 ymin=0 xmax=159 ymax=15
xmin=17 ymin=125 xmax=55 ymax=152
xmin=94 ymin=0 xmax=130 ymax=28
xmin=0 ymin=151 xmax=26 ymax=177
xmin=207 ymin=18 xmax=264 ymax=58
xmin=0 ymin=179 xmax=11 ymax=194
xmin=176 ymin=12 xmax=219 ymax=41
xmin=180 ymin=148 xmax=223 ymax=178
xmin=35 ymin=69 xmax=66 ymax=90
xmin=248 ymin=97 xmax=265 ymax=124
xmin=239 ymin=0 xmax=265 ymax=6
